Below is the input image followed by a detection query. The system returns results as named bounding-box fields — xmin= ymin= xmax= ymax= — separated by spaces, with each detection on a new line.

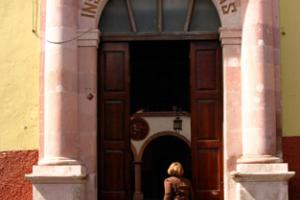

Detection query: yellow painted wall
xmin=281 ymin=0 xmax=300 ymax=136
xmin=0 ymin=1 xmax=39 ymax=150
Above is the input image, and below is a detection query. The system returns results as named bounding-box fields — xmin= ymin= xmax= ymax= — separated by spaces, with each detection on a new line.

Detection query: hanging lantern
xmin=173 ymin=116 xmax=182 ymax=132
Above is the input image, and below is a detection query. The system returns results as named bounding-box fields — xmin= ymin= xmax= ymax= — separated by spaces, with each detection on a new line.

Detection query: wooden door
xmin=190 ymin=41 xmax=223 ymax=200
xmin=99 ymin=43 xmax=131 ymax=200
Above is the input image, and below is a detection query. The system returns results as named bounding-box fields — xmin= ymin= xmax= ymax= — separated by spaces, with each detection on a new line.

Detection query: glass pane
xmin=190 ymin=0 xmax=220 ymax=32
xmin=163 ymin=0 xmax=189 ymax=32
xmin=99 ymin=0 xmax=131 ymax=33
xmin=131 ymin=0 xmax=156 ymax=32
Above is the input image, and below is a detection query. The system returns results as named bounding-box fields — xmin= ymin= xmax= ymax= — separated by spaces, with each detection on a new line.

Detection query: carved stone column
xmin=133 ymin=161 xmax=143 ymax=200
xmin=26 ymin=0 xmax=86 ymax=199
xmin=40 ymin=0 xmax=80 ymax=166
xmin=239 ymin=0 xmax=280 ymax=164
xmin=232 ymin=0 xmax=294 ymax=199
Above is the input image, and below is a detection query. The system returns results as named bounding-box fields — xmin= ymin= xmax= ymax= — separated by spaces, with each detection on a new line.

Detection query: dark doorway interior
xmin=130 ymin=41 xmax=190 ymax=114
xmin=141 ymin=136 xmax=191 ymax=200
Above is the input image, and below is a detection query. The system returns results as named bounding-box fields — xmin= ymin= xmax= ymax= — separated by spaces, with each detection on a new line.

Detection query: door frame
xmin=98 ymin=37 xmax=223 ymax=200
xmin=84 ymin=3 xmax=243 ymax=199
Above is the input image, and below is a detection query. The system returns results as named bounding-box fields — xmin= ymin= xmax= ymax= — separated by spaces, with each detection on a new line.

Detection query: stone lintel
xmin=77 ymin=29 xmax=100 ymax=48
xmin=219 ymin=28 xmax=241 ymax=46
xmin=25 ymin=165 xmax=87 ymax=184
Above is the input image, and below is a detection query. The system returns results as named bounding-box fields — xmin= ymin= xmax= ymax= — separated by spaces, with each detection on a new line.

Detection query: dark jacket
xmin=163 ymin=176 xmax=193 ymax=200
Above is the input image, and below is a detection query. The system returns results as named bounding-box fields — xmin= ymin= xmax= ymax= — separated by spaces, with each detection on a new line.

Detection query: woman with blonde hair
xmin=163 ymin=162 xmax=193 ymax=200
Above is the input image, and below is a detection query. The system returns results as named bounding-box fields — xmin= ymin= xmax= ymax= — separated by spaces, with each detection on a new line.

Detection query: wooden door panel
xmin=195 ymin=50 xmax=217 ymax=90
xmin=196 ymin=100 xmax=219 ymax=140
xmin=196 ymin=149 xmax=220 ymax=190
xmin=103 ymin=150 xmax=126 ymax=190
xmin=100 ymin=43 xmax=131 ymax=200
xmin=103 ymin=51 xmax=126 ymax=91
xmin=104 ymin=100 xmax=125 ymax=140
xmin=191 ymin=41 xmax=223 ymax=200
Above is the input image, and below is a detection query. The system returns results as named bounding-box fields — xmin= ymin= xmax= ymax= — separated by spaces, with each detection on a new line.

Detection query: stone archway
xmin=138 ymin=131 xmax=190 ymax=162
xmin=26 ymin=1 xmax=295 ymax=200
xmin=82 ymin=1 xmax=242 ymax=199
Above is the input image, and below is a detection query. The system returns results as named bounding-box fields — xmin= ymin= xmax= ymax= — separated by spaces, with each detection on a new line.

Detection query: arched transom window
xmin=99 ymin=0 xmax=220 ymax=34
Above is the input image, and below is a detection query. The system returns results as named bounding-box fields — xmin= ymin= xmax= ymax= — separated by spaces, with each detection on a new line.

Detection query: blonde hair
xmin=167 ymin=162 xmax=184 ymax=177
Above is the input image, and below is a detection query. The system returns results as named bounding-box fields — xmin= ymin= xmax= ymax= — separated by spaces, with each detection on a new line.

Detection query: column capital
xmin=219 ymin=28 xmax=241 ymax=46
xmin=77 ymin=28 xmax=100 ymax=48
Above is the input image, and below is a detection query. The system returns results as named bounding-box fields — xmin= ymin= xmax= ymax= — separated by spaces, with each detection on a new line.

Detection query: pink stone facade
xmin=26 ymin=0 xmax=294 ymax=200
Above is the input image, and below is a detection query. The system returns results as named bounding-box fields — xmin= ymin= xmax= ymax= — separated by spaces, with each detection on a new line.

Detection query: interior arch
xmin=141 ymin=135 xmax=191 ymax=200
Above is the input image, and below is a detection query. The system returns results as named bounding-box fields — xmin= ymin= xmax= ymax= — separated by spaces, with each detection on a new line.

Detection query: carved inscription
xmin=80 ymin=0 xmax=237 ymax=18
xmin=219 ymin=0 xmax=237 ymax=15
xmin=81 ymin=0 xmax=100 ymax=18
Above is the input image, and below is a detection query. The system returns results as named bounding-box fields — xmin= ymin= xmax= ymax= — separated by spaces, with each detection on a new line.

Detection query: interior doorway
xmin=141 ymin=135 xmax=191 ymax=200
xmin=130 ymin=41 xmax=190 ymax=113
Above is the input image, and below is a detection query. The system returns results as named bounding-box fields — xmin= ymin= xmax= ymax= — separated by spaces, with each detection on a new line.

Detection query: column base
xmin=38 ymin=156 xmax=81 ymax=165
xmin=26 ymin=165 xmax=87 ymax=200
xmin=231 ymin=163 xmax=295 ymax=200
xmin=237 ymin=155 xmax=282 ymax=164
xmin=133 ymin=191 xmax=144 ymax=200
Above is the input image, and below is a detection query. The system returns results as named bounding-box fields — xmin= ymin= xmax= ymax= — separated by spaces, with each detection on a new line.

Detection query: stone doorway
xmin=98 ymin=39 xmax=223 ymax=200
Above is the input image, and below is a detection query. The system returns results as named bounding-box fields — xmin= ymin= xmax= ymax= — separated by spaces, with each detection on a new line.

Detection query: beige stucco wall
xmin=131 ymin=115 xmax=191 ymax=159
xmin=0 ymin=0 xmax=39 ymax=150
xmin=280 ymin=0 xmax=300 ymax=136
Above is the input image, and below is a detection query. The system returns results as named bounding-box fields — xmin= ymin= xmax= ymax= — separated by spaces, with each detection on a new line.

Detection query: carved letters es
xmin=219 ymin=0 xmax=237 ymax=15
